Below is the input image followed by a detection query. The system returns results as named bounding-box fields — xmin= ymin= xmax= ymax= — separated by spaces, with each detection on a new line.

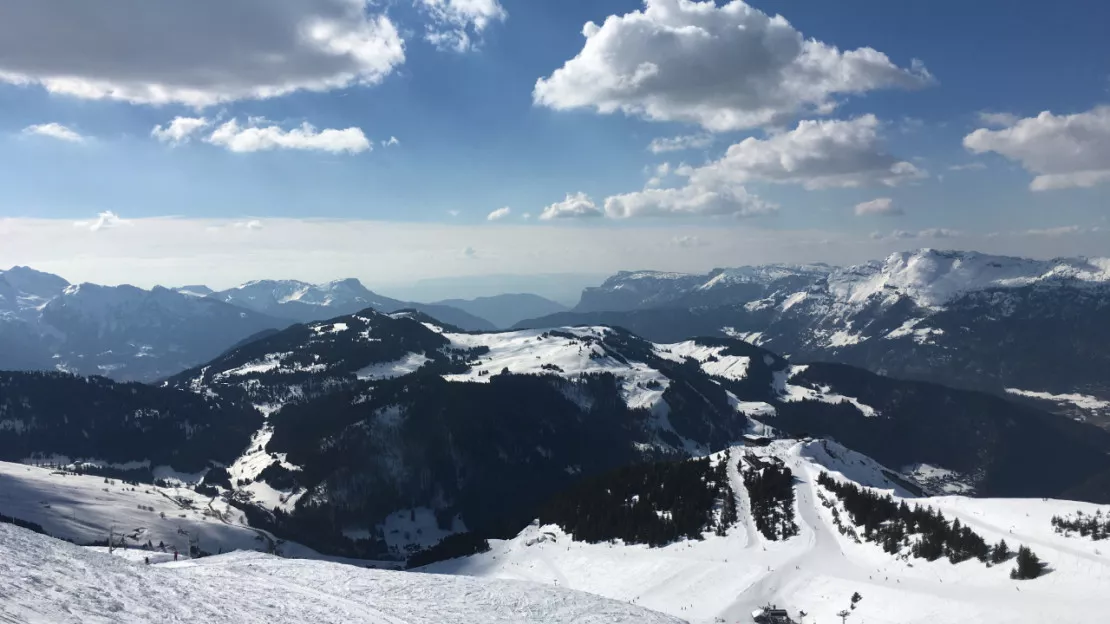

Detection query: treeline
xmin=0 ymin=371 xmax=260 ymax=472
xmin=405 ymin=532 xmax=491 ymax=569
xmin=741 ymin=456 xmax=798 ymax=540
xmin=1052 ymin=510 xmax=1110 ymax=540
xmin=0 ymin=511 xmax=49 ymax=536
xmin=538 ymin=454 xmax=734 ymax=547
xmin=817 ymin=472 xmax=1046 ymax=579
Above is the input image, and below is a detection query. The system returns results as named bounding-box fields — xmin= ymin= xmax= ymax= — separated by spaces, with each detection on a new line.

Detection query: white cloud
xmin=486 ymin=206 xmax=512 ymax=221
xmin=977 ymin=111 xmax=1020 ymax=128
xmin=964 ymin=106 xmax=1110 ymax=191
xmin=151 ymin=117 xmax=211 ymax=145
xmin=382 ymin=136 xmax=400 ymax=147
xmin=539 ymin=192 xmax=603 ymax=220
xmin=672 ymin=235 xmax=707 ymax=248
xmin=854 ymin=197 xmax=902 ymax=217
xmin=22 ymin=123 xmax=86 ymax=143
xmin=871 ymin=228 xmax=961 ymax=241
xmin=605 ymin=184 xmax=775 ymax=219
xmin=646 ymin=162 xmax=673 ymax=187
xmin=74 ymin=211 xmax=128 ymax=232
xmin=418 ymin=0 xmax=507 ymax=52
xmin=534 ymin=0 xmax=932 ymax=132
xmin=0 ymin=0 xmax=405 ymax=107
xmin=948 ymin=161 xmax=986 ymax=171
xmin=205 ymin=119 xmax=371 ymax=154
xmin=648 ymin=134 xmax=713 ymax=154
xmin=233 ymin=220 xmax=264 ymax=230
xmin=447 ymin=210 xmax=460 ymax=217
xmin=658 ymin=115 xmax=923 ymax=198
xmin=997 ymin=225 xmax=1103 ymax=238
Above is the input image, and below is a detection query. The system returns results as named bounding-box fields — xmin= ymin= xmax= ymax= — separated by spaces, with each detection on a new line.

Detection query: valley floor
xmin=428 ymin=440 xmax=1110 ymax=624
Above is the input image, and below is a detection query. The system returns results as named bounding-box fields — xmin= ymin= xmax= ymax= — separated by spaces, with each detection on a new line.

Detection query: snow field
xmin=431 ymin=440 xmax=1110 ymax=624
xmin=0 ymin=523 xmax=683 ymax=624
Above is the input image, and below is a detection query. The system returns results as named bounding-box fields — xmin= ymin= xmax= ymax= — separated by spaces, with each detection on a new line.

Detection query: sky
xmin=0 ymin=0 xmax=1107 ymax=300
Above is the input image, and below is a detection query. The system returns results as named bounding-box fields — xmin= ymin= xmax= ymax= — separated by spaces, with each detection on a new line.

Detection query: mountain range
xmin=519 ymin=249 xmax=1110 ymax=428
xmin=5 ymin=303 xmax=1109 ymax=562
xmin=0 ymin=267 xmax=509 ymax=382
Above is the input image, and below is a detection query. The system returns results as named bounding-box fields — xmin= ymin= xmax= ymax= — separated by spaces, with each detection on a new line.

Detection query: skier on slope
xmin=173 ymin=548 xmax=179 ymax=561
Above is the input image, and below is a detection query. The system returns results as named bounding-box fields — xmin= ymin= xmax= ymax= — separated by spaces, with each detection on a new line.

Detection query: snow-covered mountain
xmin=0 ymin=521 xmax=678 ymax=624
xmin=575 ymin=264 xmax=833 ymax=312
xmin=521 ymin=249 xmax=1110 ymax=427
xmin=150 ymin=308 xmax=1110 ymax=560
xmin=0 ymin=267 xmax=494 ymax=382
xmin=207 ymin=278 xmax=496 ymax=331
xmin=0 ymin=267 xmax=288 ymax=381
xmin=428 ymin=438 xmax=1110 ymax=624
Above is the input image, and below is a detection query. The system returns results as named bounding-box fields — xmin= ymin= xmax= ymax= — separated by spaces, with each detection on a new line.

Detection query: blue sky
xmin=0 ymin=0 xmax=1107 ymax=296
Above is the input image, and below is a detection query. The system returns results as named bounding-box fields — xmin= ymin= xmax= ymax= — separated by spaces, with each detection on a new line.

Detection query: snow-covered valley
xmin=428 ymin=440 xmax=1110 ymax=624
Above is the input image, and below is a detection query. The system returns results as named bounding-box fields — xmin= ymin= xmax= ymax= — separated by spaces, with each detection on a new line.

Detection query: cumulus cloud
xmin=0 ymin=0 xmax=405 ymax=107
xmin=151 ymin=117 xmax=211 ymax=145
xmin=539 ymin=192 xmax=603 ymax=220
xmin=648 ymin=134 xmax=713 ymax=154
xmin=21 ymin=122 xmax=87 ymax=143
xmin=418 ymin=0 xmax=507 ymax=52
xmin=682 ymin=115 xmax=923 ymax=190
xmin=605 ymin=184 xmax=775 ymax=219
xmin=646 ymin=162 xmax=673 ymax=187
xmin=233 ymin=220 xmax=264 ymax=230
xmin=854 ymin=197 xmax=902 ymax=217
xmin=74 ymin=211 xmax=128 ymax=232
xmin=871 ymin=228 xmax=961 ymax=241
xmin=948 ymin=162 xmax=986 ymax=171
xmin=382 ymin=136 xmax=400 ymax=147
xmin=205 ymin=119 xmax=371 ymax=154
xmin=534 ymin=0 xmax=932 ymax=132
xmin=964 ymin=106 xmax=1110 ymax=191
xmin=977 ymin=111 xmax=1020 ymax=128
xmin=486 ymin=206 xmax=512 ymax=221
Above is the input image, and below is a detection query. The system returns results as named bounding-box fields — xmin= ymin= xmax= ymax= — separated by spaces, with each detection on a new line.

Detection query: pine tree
xmin=990 ymin=539 xmax=1010 ymax=564
xmin=1010 ymin=545 xmax=1045 ymax=580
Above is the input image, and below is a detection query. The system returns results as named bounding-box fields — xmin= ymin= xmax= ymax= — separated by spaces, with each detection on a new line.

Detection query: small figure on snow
xmin=144 ymin=556 xmax=150 ymax=565
xmin=173 ymin=549 xmax=179 ymax=561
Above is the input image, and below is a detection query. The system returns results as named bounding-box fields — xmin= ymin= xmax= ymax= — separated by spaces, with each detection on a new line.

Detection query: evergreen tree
xmin=990 ymin=539 xmax=1010 ymax=564
xmin=1010 ymin=545 xmax=1045 ymax=580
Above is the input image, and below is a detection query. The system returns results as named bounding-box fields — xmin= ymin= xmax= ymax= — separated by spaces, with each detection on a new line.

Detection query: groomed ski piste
xmin=0 ymin=522 xmax=683 ymax=624
xmin=427 ymin=440 xmax=1110 ymax=624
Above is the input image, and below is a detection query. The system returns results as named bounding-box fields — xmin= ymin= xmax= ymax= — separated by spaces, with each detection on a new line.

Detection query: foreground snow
xmin=429 ymin=440 xmax=1110 ymax=624
xmin=0 ymin=523 xmax=682 ymax=624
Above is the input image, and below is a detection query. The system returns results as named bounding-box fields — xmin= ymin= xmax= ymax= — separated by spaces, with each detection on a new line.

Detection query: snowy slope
xmin=0 ymin=523 xmax=683 ymax=624
xmin=0 ymin=460 xmax=281 ymax=556
xmin=429 ymin=439 xmax=1110 ymax=624
xmin=826 ymin=249 xmax=1110 ymax=309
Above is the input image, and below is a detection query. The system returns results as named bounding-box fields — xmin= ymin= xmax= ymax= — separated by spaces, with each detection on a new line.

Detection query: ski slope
xmin=429 ymin=440 xmax=1110 ymax=624
xmin=0 ymin=460 xmax=338 ymax=561
xmin=0 ymin=523 xmax=682 ymax=624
